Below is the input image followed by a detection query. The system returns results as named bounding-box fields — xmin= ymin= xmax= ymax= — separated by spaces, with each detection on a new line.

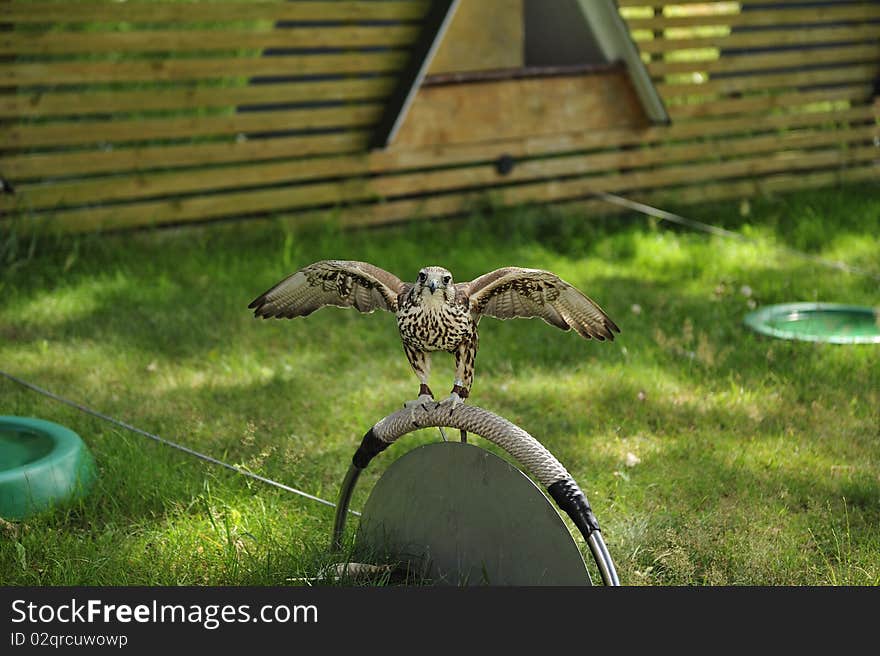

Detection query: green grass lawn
xmin=1 ymin=183 xmax=879 ymax=585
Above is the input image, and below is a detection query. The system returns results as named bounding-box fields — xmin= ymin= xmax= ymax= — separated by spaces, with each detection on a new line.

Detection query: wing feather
xmin=460 ymin=267 xmax=619 ymax=340
xmin=248 ymin=260 xmax=406 ymax=318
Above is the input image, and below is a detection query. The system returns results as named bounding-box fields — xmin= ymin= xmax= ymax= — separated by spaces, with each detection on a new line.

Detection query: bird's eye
xmin=418 ymin=272 xmax=427 ymax=282
xmin=442 ymin=276 xmax=451 ymax=285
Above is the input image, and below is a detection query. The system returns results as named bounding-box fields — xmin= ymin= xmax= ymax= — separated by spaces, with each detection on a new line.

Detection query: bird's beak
xmin=428 ymin=280 xmax=438 ymax=294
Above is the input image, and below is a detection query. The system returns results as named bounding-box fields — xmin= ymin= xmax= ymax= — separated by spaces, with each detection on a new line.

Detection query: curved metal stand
xmin=333 ymin=400 xmax=620 ymax=586
xmin=332 ymin=465 xmax=362 ymax=551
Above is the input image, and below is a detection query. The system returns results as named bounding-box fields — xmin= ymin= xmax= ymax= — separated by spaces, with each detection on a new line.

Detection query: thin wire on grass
xmin=594 ymin=192 xmax=880 ymax=283
xmin=0 ymin=369 xmax=358 ymax=516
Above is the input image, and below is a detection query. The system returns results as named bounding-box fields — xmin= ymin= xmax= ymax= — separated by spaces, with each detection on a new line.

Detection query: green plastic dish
xmin=744 ymin=303 xmax=880 ymax=344
xmin=0 ymin=416 xmax=96 ymax=519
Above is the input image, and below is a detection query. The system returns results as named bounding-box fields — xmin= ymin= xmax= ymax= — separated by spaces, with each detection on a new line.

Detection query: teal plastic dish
xmin=744 ymin=303 xmax=880 ymax=344
xmin=0 ymin=416 xmax=96 ymax=519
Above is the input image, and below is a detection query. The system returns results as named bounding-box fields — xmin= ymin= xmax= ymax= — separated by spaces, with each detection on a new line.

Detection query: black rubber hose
xmin=548 ymin=478 xmax=620 ymax=586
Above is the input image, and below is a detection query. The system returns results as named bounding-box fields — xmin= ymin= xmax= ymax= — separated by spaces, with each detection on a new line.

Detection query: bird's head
xmin=415 ymin=266 xmax=455 ymax=305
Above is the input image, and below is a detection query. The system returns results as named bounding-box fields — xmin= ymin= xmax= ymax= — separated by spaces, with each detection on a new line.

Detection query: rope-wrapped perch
xmin=334 ymin=400 xmax=620 ymax=586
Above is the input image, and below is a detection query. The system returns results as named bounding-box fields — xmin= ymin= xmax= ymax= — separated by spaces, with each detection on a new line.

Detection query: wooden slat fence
xmin=1 ymin=0 xmax=877 ymax=232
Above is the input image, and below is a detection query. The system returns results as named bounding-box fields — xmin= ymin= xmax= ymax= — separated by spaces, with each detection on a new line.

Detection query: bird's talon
xmin=403 ymin=393 xmax=435 ymax=409
xmin=404 ymin=394 xmax=435 ymax=423
xmin=442 ymin=391 xmax=463 ymax=412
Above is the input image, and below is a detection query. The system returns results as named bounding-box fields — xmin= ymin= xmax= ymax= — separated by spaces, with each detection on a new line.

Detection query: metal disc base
xmin=354 ymin=441 xmax=591 ymax=586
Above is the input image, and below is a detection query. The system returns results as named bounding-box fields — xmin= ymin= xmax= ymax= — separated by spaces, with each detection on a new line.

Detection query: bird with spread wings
xmin=249 ymin=261 xmax=619 ymax=407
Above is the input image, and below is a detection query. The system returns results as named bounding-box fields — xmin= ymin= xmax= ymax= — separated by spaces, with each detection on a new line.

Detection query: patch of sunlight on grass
xmin=124 ymin=489 xmax=324 ymax=585
xmin=628 ymin=231 xmax=708 ymax=279
xmin=822 ymin=233 xmax=880 ymax=274
xmin=731 ymin=434 xmax=879 ymax=485
xmin=146 ymin=350 xmax=333 ymax=395
xmin=8 ymin=275 xmax=127 ymax=326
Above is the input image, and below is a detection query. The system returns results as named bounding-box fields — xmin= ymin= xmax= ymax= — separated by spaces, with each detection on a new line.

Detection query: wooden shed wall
xmin=1 ymin=0 xmax=878 ymax=233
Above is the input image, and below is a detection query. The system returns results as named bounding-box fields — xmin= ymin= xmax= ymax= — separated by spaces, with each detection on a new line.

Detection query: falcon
xmin=249 ymin=261 xmax=619 ymax=407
